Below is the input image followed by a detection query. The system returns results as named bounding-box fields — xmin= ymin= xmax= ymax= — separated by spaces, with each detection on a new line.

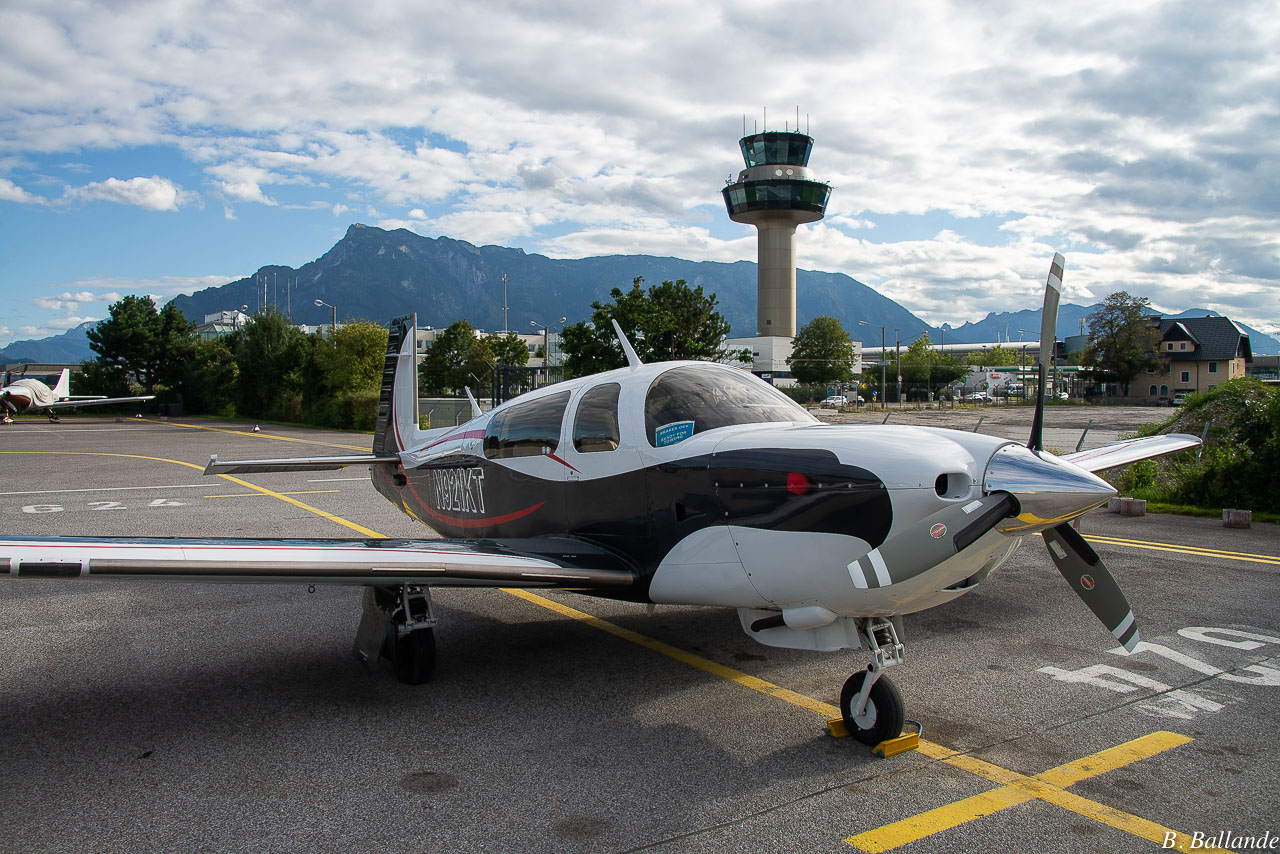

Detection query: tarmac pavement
xmin=1 ymin=415 xmax=1276 ymax=853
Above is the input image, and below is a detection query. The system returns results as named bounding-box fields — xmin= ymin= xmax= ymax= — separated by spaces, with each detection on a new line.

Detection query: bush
xmin=1126 ymin=378 xmax=1279 ymax=514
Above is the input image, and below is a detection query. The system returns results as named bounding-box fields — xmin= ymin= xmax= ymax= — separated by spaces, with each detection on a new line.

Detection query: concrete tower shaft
xmin=722 ymin=131 xmax=831 ymax=337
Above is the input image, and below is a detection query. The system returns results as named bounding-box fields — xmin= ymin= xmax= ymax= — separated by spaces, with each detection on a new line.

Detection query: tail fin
xmin=373 ymin=315 xmax=425 ymax=454
xmin=53 ymin=369 xmax=70 ymax=399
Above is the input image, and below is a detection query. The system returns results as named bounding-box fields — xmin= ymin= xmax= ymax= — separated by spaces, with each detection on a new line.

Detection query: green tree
xmin=560 ymin=277 xmax=736 ymax=377
xmin=900 ymin=334 xmax=968 ymax=398
xmin=963 ymin=345 xmax=1021 ymax=367
xmin=74 ymin=359 xmax=134 ymax=399
xmin=420 ymin=320 xmax=494 ymax=396
xmin=311 ymin=320 xmax=389 ymax=394
xmin=486 ymin=331 xmax=530 ymax=368
xmin=788 ymin=316 xmax=858 ymax=385
xmin=304 ymin=319 xmax=389 ymax=429
xmin=231 ymin=309 xmax=310 ymax=419
xmin=85 ymin=295 xmax=195 ymax=394
xmin=1082 ymin=292 xmax=1162 ymax=395
xmin=174 ymin=338 xmax=237 ymax=416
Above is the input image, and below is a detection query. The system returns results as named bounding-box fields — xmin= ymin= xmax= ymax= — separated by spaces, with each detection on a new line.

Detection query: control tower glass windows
xmin=739 ymin=132 xmax=813 ymax=168
xmin=722 ymin=180 xmax=831 ymax=217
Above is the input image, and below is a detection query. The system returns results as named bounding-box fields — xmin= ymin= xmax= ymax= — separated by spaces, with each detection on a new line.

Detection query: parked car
xmin=821 ymin=395 xmax=848 ymax=408
xmin=965 ymin=391 xmax=990 ymax=402
xmin=1056 ymin=391 xmax=1069 ymax=400
xmin=1172 ymin=394 xmax=1186 ymax=405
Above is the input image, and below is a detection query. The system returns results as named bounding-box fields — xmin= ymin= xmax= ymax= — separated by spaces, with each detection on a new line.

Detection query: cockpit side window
xmin=483 ymin=390 xmax=572 ymax=459
xmin=572 ymin=383 xmax=621 ymax=453
xmin=644 ymin=365 xmax=815 ymax=447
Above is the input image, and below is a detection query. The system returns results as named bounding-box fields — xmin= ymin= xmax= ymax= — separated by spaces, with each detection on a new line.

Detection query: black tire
xmin=840 ymin=670 xmax=904 ymax=746
xmin=393 ymin=627 xmax=437 ymax=685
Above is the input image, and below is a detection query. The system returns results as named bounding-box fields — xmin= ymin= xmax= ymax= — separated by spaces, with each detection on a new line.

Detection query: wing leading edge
xmin=1061 ymin=433 xmax=1201 ymax=473
xmin=0 ymin=536 xmax=638 ymax=589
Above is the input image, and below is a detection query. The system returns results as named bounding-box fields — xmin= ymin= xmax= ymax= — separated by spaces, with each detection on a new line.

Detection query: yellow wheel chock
xmin=826 ymin=718 xmax=922 ymax=757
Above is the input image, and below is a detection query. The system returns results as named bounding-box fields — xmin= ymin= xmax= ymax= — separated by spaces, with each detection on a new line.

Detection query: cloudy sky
xmin=1 ymin=0 xmax=1277 ymax=346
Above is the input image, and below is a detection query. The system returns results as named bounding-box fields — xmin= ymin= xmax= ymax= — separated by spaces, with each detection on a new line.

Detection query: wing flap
xmin=1061 ymin=433 xmax=1201 ymax=473
xmin=1 ymin=536 xmax=638 ymax=589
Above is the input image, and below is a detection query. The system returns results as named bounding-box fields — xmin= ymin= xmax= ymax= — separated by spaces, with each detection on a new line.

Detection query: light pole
xmin=500 ymin=274 xmax=509 ymax=333
xmin=530 ymin=317 xmax=566 ymax=386
xmin=314 ymin=299 xmax=336 ymax=337
xmin=894 ymin=328 xmax=901 ymax=405
xmin=1018 ymin=329 xmax=1033 ymax=400
xmin=857 ymin=321 xmax=886 ymax=410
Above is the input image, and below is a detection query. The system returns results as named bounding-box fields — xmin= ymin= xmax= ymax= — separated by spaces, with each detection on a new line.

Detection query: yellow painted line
xmin=136 ymin=417 xmax=370 ymax=451
xmin=0 ymin=450 xmax=382 ymax=539
xmin=847 ymin=731 xmax=1196 ymax=852
xmin=203 ymin=490 xmax=340 ymax=499
xmin=500 ymin=588 xmax=840 ymax=717
xmin=1081 ymin=534 xmax=1280 ymax=567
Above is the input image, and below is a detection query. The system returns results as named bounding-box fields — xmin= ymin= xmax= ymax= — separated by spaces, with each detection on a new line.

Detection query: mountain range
xmin=3 ymin=224 xmax=1276 ymax=362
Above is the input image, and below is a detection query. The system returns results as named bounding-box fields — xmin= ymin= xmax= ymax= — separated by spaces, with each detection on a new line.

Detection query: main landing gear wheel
xmin=392 ymin=627 xmax=437 ymax=685
xmin=840 ymin=670 xmax=904 ymax=746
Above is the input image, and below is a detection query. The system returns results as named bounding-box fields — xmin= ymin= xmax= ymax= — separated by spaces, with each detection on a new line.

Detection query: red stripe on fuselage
xmin=419 ymin=499 xmax=547 ymax=529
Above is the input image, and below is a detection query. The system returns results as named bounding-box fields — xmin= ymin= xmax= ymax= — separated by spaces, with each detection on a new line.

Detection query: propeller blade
xmin=1029 ymin=253 xmax=1065 ymax=452
xmin=1042 ymin=522 xmax=1140 ymax=652
xmin=846 ymin=493 xmax=1017 ymax=590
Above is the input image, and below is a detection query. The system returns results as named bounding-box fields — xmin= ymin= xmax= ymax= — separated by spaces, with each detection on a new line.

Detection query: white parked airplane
xmin=0 ymin=368 xmax=155 ymax=423
xmin=0 ymin=256 xmax=1200 ymax=745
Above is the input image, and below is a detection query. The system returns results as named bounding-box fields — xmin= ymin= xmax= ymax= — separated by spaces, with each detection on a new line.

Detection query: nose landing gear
xmin=839 ymin=618 xmax=906 ymax=745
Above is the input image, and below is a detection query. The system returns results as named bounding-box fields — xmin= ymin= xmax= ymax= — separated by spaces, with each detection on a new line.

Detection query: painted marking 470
xmin=1039 ymin=626 xmax=1280 ymax=720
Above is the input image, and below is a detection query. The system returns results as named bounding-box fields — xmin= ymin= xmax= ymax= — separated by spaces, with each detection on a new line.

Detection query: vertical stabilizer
xmin=373 ymin=315 xmax=422 ymax=454
xmin=53 ymin=369 xmax=70 ymax=399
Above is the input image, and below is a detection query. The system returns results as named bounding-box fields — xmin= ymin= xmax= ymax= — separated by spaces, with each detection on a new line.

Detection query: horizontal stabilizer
xmin=1061 ymin=434 xmax=1201 ymax=473
xmin=47 ymin=395 xmax=156 ymax=409
xmin=204 ymin=453 xmax=398 ymax=475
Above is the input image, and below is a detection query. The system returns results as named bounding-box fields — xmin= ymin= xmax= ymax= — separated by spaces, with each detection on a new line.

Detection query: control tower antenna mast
xmin=721 ymin=113 xmax=832 ymax=338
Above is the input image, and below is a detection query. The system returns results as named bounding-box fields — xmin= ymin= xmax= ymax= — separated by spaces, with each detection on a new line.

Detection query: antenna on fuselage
xmin=611 ymin=319 xmax=642 ymax=371
xmin=465 ymin=387 xmax=482 ymax=419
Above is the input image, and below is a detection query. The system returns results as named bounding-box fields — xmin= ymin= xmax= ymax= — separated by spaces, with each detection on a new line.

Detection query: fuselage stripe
xmin=847 ymin=559 xmax=869 ymax=589
xmin=868 ymin=549 xmax=891 ymax=587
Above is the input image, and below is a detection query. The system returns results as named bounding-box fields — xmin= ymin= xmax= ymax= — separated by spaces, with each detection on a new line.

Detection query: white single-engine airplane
xmin=0 ymin=256 xmax=1200 ymax=745
xmin=1 ymin=368 xmax=155 ymax=423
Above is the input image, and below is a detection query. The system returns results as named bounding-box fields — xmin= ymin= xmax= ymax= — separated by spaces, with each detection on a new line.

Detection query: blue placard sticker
xmin=654 ymin=420 xmax=695 ymax=447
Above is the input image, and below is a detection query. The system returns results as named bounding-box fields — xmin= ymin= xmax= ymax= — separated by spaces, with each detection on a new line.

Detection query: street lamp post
xmin=530 ymin=317 xmax=566 ymax=386
xmin=857 ymin=320 xmax=886 ymax=410
xmin=314 ymin=299 xmax=336 ymax=337
xmin=1018 ymin=329 xmax=1033 ymax=401
xmin=894 ymin=329 xmax=901 ymax=404
xmin=500 ymin=274 xmax=509 ymax=333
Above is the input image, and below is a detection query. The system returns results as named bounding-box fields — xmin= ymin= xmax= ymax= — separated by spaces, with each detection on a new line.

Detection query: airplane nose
xmin=983 ymin=443 xmax=1116 ymax=533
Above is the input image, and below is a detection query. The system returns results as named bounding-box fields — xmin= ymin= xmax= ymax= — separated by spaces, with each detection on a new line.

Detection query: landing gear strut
xmin=840 ymin=618 xmax=906 ymax=745
xmin=352 ymin=585 xmax=438 ymax=684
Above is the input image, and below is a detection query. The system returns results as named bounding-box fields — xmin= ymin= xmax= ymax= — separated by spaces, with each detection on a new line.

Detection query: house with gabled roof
xmin=1138 ymin=315 xmax=1252 ymax=403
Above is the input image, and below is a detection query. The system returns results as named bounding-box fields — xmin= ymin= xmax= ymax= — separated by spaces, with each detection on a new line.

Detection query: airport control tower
xmin=722 ymin=130 xmax=831 ymax=338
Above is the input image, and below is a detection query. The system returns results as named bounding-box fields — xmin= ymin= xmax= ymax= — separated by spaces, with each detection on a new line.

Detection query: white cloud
xmin=0 ymin=177 xmax=46 ymax=204
xmin=64 ymin=176 xmax=197 ymax=211
xmin=0 ymin=1 xmax=1276 ymax=334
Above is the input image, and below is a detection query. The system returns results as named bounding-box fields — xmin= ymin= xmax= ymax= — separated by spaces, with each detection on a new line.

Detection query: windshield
xmin=644 ymin=365 xmax=815 ymax=447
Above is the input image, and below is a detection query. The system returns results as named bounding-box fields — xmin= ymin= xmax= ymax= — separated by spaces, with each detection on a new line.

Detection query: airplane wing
xmin=0 ymin=535 xmax=639 ymax=589
xmin=45 ymin=394 xmax=157 ymax=409
xmin=1060 ymin=433 xmax=1201 ymax=473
